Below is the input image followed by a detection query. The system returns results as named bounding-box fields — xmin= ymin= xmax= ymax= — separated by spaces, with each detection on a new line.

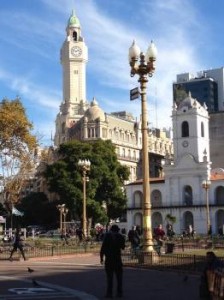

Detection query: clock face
xmin=71 ymin=46 xmax=82 ymax=57
xmin=182 ymin=140 xmax=189 ymax=148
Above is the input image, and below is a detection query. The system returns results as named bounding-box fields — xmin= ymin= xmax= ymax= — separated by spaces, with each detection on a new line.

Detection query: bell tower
xmin=172 ymin=92 xmax=210 ymax=164
xmin=55 ymin=10 xmax=88 ymax=146
xmin=163 ymin=93 xmax=211 ymax=211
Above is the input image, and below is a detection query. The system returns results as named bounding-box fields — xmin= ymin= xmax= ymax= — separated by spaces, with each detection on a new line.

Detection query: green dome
xmin=68 ymin=10 xmax=80 ymax=28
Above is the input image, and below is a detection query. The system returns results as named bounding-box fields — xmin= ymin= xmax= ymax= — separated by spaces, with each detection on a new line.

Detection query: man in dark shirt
xmin=100 ymin=224 xmax=125 ymax=298
xmin=9 ymin=228 xmax=26 ymax=261
xmin=128 ymin=226 xmax=140 ymax=257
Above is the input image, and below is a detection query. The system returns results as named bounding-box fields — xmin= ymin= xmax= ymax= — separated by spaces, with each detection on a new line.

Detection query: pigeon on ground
xmin=27 ymin=267 xmax=34 ymax=273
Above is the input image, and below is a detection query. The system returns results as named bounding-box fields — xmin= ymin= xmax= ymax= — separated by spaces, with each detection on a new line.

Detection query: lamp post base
xmin=138 ymin=248 xmax=159 ymax=264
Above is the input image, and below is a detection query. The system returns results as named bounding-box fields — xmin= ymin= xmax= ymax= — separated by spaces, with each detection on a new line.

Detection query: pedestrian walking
xmin=128 ymin=226 xmax=140 ymax=257
xmin=100 ymin=224 xmax=125 ymax=298
xmin=76 ymin=227 xmax=84 ymax=242
xmin=9 ymin=228 xmax=26 ymax=261
xmin=61 ymin=229 xmax=69 ymax=245
xmin=154 ymin=224 xmax=165 ymax=255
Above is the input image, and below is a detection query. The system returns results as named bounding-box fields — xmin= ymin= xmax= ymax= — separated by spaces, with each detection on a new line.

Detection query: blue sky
xmin=0 ymin=0 xmax=224 ymax=146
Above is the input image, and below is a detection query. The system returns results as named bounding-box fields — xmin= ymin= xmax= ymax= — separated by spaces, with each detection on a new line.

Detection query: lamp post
xmin=57 ymin=204 xmax=65 ymax=233
xmin=78 ymin=159 xmax=91 ymax=237
xmin=202 ymin=179 xmax=211 ymax=235
xmin=63 ymin=207 xmax=69 ymax=233
xmin=129 ymin=40 xmax=157 ymax=252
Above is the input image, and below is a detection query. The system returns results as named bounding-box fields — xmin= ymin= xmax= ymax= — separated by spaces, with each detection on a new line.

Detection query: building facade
xmin=209 ymin=111 xmax=224 ymax=169
xmin=126 ymin=94 xmax=224 ymax=235
xmin=173 ymin=68 xmax=224 ymax=112
xmin=173 ymin=68 xmax=224 ymax=169
xmin=54 ymin=11 xmax=173 ymax=182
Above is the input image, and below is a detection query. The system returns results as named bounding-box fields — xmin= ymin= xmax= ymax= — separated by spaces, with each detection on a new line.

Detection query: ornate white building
xmin=54 ymin=11 xmax=173 ymax=182
xmin=126 ymin=93 xmax=224 ymax=234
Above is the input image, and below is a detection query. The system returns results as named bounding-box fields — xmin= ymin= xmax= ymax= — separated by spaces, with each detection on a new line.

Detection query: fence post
xmin=193 ymin=254 xmax=196 ymax=271
xmin=212 ymin=236 xmax=215 ymax=249
xmin=51 ymin=246 xmax=54 ymax=256
xmin=181 ymin=236 xmax=184 ymax=252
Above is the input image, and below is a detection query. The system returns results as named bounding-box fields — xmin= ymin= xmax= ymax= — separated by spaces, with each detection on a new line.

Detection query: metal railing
xmin=122 ymin=250 xmax=207 ymax=273
xmin=1 ymin=238 xmax=224 ymax=274
xmin=0 ymin=241 xmax=101 ymax=260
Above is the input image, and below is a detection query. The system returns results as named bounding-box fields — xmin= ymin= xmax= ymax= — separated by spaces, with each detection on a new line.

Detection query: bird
xmin=27 ymin=267 xmax=34 ymax=273
xmin=32 ymin=279 xmax=41 ymax=287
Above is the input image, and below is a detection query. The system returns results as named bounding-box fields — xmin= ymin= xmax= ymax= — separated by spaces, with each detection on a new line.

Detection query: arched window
xmin=216 ymin=210 xmax=224 ymax=234
xmin=61 ymin=122 xmax=66 ymax=134
xmin=73 ymin=31 xmax=77 ymax=41
xmin=201 ymin=122 xmax=204 ymax=137
xmin=151 ymin=190 xmax=162 ymax=207
xmin=133 ymin=191 xmax=143 ymax=208
xmin=182 ymin=121 xmax=189 ymax=137
xmin=133 ymin=213 xmax=143 ymax=228
xmin=183 ymin=211 xmax=194 ymax=230
xmin=183 ymin=185 xmax=193 ymax=205
xmin=215 ymin=186 xmax=224 ymax=205
xmin=152 ymin=212 xmax=163 ymax=230
xmin=88 ymin=128 xmax=91 ymax=138
xmin=91 ymin=128 xmax=95 ymax=137
xmin=115 ymin=130 xmax=118 ymax=139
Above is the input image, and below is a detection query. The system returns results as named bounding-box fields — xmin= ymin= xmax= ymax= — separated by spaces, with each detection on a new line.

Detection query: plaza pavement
xmin=0 ymin=253 xmax=201 ymax=299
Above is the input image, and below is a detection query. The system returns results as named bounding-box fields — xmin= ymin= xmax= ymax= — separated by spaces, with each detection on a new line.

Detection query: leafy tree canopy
xmin=0 ymin=98 xmax=36 ymax=152
xmin=44 ymin=140 xmax=129 ymax=225
xmin=0 ymin=98 xmax=38 ymax=206
xmin=18 ymin=192 xmax=58 ymax=228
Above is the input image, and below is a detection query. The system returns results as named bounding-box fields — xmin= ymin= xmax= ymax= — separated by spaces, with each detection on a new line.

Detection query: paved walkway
xmin=0 ymin=254 xmax=201 ymax=299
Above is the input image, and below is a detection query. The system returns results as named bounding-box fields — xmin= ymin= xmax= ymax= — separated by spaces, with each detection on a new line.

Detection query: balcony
xmin=117 ymin=154 xmax=139 ymax=162
xmin=127 ymin=203 xmax=224 ymax=210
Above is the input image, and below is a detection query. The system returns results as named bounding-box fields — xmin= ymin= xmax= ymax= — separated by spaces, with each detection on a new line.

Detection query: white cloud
xmin=65 ymin=0 xmax=205 ymax=129
xmin=0 ymin=68 xmax=60 ymax=109
xmin=0 ymin=0 xmax=218 ymax=145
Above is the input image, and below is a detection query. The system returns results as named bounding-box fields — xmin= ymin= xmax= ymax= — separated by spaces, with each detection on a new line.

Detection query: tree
xmin=165 ymin=214 xmax=177 ymax=225
xmin=0 ymin=98 xmax=38 ymax=209
xmin=18 ymin=192 xmax=58 ymax=228
xmin=44 ymin=140 xmax=129 ymax=225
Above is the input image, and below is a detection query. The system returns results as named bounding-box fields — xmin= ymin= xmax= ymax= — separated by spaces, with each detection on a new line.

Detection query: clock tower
xmin=55 ymin=10 xmax=88 ymax=145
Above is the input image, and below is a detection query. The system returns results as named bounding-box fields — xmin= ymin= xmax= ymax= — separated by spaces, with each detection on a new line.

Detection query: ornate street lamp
xmin=78 ymin=159 xmax=91 ymax=237
xmin=202 ymin=179 xmax=211 ymax=235
xmin=129 ymin=40 xmax=157 ymax=252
